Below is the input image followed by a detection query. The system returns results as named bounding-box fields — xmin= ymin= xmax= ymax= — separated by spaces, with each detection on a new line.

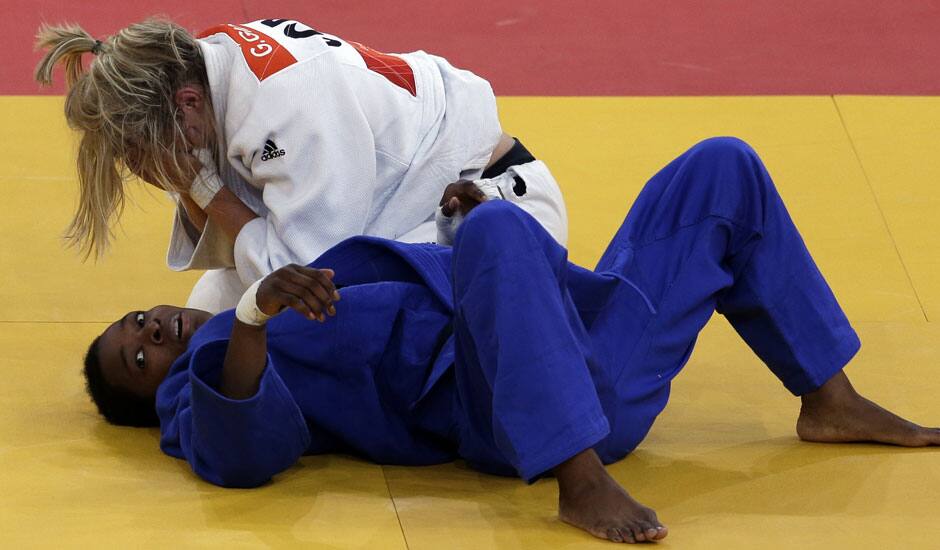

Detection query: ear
xmin=173 ymin=84 xmax=204 ymax=113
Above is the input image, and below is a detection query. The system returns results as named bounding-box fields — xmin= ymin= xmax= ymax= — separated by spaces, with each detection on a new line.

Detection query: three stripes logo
xmin=261 ymin=139 xmax=286 ymax=161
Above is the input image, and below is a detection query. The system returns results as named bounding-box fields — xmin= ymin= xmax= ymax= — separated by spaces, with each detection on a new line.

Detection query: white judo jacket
xmin=167 ymin=19 xmax=565 ymax=287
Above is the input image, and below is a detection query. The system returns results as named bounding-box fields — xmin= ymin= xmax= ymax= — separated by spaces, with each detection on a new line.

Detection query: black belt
xmin=481 ymin=138 xmax=535 ymax=178
xmin=480 ymin=138 xmax=534 ymax=197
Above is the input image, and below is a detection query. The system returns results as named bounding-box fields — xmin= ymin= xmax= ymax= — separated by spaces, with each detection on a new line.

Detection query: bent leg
xmin=581 ymin=137 xmax=861 ymax=461
xmin=450 ymin=201 xmax=610 ymax=481
xmin=451 ymin=201 xmax=667 ymax=543
xmin=596 ymin=137 xmax=938 ymax=450
xmin=595 ymin=137 xmax=858 ymax=391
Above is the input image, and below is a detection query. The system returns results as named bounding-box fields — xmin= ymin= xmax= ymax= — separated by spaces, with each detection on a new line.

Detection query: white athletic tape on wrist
xmin=235 ymin=279 xmax=273 ymax=326
xmin=435 ymin=207 xmax=464 ymax=246
xmin=188 ymin=149 xmax=223 ymax=209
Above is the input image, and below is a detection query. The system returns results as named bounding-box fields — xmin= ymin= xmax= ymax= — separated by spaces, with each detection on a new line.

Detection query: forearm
xmin=220 ymin=320 xmax=268 ymax=399
xmin=204 ymin=186 xmax=260 ymax=242
xmin=178 ymin=194 xmax=208 ymax=232
xmin=219 ymin=265 xmax=338 ymax=399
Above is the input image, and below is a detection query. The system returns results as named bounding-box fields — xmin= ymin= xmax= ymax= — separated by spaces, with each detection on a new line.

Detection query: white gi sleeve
xmin=435 ymin=160 xmax=568 ymax=247
xmin=166 ymin=193 xmax=238 ymax=271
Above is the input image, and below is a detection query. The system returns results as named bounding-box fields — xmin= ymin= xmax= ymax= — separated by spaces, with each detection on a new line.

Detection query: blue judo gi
xmin=156 ymin=137 xmax=860 ymax=488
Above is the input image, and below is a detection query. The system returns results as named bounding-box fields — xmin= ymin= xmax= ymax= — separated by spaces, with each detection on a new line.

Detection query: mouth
xmin=173 ymin=313 xmax=184 ymax=341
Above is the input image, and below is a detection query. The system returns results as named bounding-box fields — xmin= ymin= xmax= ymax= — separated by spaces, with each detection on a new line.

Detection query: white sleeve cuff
xmin=166 ymin=202 xmax=236 ymax=271
xmin=233 ymin=217 xmax=270 ymax=286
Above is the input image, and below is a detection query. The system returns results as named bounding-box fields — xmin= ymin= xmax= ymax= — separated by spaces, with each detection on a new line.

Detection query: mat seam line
xmin=382 ymin=466 xmax=412 ymax=550
xmin=830 ymin=94 xmax=929 ymax=322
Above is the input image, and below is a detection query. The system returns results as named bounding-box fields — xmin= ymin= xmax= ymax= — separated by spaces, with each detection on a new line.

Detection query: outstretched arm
xmin=155 ymin=268 xmax=339 ymax=488
xmin=220 ymin=264 xmax=340 ymax=399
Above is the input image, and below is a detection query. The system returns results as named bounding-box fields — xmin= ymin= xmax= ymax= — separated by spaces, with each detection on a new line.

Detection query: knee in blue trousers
xmin=446 ymin=137 xmax=860 ymax=481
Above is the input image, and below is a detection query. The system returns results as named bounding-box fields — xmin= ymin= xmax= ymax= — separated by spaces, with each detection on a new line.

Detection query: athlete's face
xmin=97 ymin=306 xmax=213 ymax=398
xmin=122 ymin=83 xmax=214 ymax=190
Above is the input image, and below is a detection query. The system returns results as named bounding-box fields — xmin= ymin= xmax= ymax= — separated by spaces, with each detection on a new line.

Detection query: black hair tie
xmin=91 ymin=40 xmax=103 ymax=55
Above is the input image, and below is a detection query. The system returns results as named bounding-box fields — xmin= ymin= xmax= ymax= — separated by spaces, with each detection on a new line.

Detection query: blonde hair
xmin=35 ymin=18 xmax=213 ymax=259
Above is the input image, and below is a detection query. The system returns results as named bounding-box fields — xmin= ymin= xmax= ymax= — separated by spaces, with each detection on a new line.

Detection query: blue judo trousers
xmin=157 ymin=137 xmax=859 ymax=487
xmin=448 ymin=137 xmax=860 ymax=480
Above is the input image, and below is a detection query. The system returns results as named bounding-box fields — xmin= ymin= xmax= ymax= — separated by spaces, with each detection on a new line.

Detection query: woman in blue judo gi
xmin=86 ymin=137 xmax=940 ymax=544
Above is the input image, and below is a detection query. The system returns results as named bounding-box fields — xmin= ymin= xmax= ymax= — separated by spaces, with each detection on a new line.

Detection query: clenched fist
xmin=439 ymin=180 xmax=487 ymax=218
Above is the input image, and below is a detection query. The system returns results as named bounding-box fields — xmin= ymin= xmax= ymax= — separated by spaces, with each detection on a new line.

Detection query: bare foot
xmin=554 ymin=450 xmax=667 ymax=543
xmin=797 ymin=371 xmax=940 ymax=446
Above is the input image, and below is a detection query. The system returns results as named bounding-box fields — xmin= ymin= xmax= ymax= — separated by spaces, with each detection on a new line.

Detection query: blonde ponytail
xmin=34 ymin=23 xmax=98 ymax=87
xmin=34 ymin=18 xmax=213 ymax=259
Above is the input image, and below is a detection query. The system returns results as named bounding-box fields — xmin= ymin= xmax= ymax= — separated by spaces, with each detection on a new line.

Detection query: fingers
xmin=440 ymin=180 xmax=485 ymax=217
xmin=468 ymin=184 xmax=487 ymax=202
xmin=280 ymin=288 xmax=323 ymax=322
xmin=268 ymin=265 xmax=341 ymax=322
xmin=456 ymin=183 xmax=486 ymax=216
xmin=457 ymin=194 xmax=483 ymax=216
xmin=439 ymin=181 xmax=466 ymax=207
xmin=441 ymin=196 xmax=461 ymax=217
xmin=300 ymin=267 xmax=341 ymax=302
xmin=292 ymin=267 xmax=340 ymax=317
xmin=441 ymin=191 xmax=483 ymax=218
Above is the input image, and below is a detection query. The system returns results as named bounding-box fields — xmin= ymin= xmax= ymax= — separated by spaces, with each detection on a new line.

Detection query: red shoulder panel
xmin=199 ymin=24 xmax=298 ymax=81
xmin=349 ymin=41 xmax=416 ymax=96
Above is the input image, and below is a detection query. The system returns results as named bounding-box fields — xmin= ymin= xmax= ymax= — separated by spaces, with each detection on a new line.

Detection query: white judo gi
xmin=167 ymin=19 xmax=566 ymax=313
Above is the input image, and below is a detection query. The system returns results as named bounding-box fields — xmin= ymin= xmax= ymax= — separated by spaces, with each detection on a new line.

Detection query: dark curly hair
xmin=83 ymin=335 xmax=160 ymax=427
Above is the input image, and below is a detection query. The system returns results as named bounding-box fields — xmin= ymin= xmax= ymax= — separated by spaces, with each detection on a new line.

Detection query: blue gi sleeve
xmin=172 ymin=340 xmax=312 ymax=488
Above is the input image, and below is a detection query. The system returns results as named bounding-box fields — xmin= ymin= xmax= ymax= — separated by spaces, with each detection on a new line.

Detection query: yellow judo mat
xmin=2 ymin=96 xmax=939 ymax=548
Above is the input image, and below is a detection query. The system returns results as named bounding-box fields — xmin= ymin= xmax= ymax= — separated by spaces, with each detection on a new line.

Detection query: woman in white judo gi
xmin=35 ymin=17 xmax=567 ymax=312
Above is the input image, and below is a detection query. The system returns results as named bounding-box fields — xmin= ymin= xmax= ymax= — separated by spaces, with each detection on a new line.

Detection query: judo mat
xmin=3 ymin=2 xmax=940 ymax=548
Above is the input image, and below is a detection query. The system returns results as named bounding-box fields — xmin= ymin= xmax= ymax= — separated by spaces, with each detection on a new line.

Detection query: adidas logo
xmin=261 ymin=139 xmax=286 ymax=161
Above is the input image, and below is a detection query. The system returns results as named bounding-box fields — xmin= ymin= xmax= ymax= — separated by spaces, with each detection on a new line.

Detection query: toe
xmin=606 ymin=528 xmax=623 ymax=543
xmin=645 ymin=510 xmax=667 ymax=539
xmin=618 ymin=527 xmax=636 ymax=544
xmin=637 ymin=521 xmax=654 ymax=539
xmin=630 ymin=525 xmax=647 ymax=542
